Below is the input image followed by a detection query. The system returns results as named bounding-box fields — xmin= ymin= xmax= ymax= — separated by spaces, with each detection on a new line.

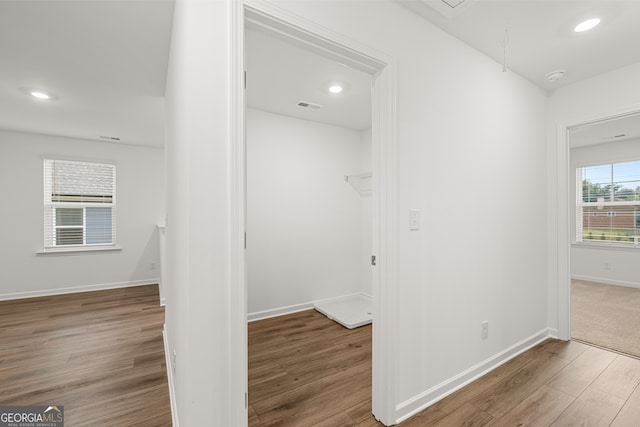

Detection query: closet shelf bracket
xmin=344 ymin=172 xmax=372 ymax=195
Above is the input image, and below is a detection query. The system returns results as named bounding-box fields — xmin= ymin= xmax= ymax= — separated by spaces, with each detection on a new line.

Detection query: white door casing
xmin=233 ymin=1 xmax=399 ymax=424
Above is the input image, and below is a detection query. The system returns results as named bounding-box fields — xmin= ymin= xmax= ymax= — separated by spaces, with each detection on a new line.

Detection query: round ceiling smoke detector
xmin=545 ymin=70 xmax=565 ymax=83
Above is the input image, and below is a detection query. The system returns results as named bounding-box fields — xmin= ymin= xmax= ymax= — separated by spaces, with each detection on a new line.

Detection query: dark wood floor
xmin=249 ymin=309 xmax=375 ymax=426
xmin=0 ymin=285 xmax=172 ymax=426
xmin=249 ymin=309 xmax=640 ymax=426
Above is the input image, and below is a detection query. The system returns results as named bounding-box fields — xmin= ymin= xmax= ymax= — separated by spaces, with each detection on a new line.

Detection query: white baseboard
xmin=163 ymin=325 xmax=179 ymax=427
xmin=571 ymin=274 xmax=640 ymax=289
xmin=0 ymin=278 xmax=161 ymax=301
xmin=547 ymin=328 xmax=560 ymax=339
xmin=248 ymin=292 xmax=371 ymax=322
xmin=395 ymin=327 xmax=554 ymax=424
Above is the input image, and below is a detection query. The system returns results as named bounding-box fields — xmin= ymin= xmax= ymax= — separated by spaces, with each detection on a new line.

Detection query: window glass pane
xmin=582 ymin=206 xmax=637 ymax=243
xmin=56 ymin=228 xmax=84 ymax=245
xmin=613 ymin=161 xmax=640 ymax=200
xmin=581 ymin=164 xmax=611 ymax=202
xmin=86 ymin=207 xmax=112 ymax=244
xmin=55 ymin=208 xmax=83 ymax=226
xmin=578 ymin=161 xmax=640 ymax=244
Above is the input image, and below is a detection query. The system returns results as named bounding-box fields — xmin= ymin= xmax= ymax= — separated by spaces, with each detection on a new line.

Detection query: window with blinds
xmin=43 ymin=159 xmax=116 ymax=249
xmin=576 ymin=160 xmax=640 ymax=246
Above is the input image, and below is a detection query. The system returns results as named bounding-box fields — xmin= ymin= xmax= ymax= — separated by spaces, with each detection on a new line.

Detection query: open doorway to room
xmin=244 ymin=24 xmax=375 ymax=425
xmin=568 ymin=113 xmax=640 ymax=358
xmin=239 ymin=3 xmax=396 ymax=424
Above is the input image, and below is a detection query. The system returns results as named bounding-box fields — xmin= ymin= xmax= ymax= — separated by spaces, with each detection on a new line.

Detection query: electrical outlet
xmin=150 ymin=262 xmax=157 ymax=270
xmin=481 ymin=321 xmax=489 ymax=340
xmin=603 ymin=262 xmax=611 ymax=271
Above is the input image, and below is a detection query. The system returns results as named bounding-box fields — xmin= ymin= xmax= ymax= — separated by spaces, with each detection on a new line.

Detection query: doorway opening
xmin=565 ymin=112 xmax=640 ymax=358
xmin=237 ymin=2 xmax=398 ymax=425
xmin=245 ymin=15 xmax=374 ymax=427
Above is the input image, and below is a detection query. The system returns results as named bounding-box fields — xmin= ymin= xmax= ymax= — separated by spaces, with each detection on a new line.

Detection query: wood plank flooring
xmin=249 ymin=309 xmax=375 ymax=426
xmin=249 ymin=309 xmax=640 ymax=426
xmin=0 ymin=285 xmax=172 ymax=426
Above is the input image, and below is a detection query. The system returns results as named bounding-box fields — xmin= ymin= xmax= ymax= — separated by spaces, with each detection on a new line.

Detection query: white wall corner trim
xmin=247 ymin=293 xmax=371 ymax=322
xmin=394 ymin=328 xmax=554 ymax=424
xmin=231 ymin=1 xmax=248 ymax=426
xmin=163 ymin=325 xmax=179 ymax=427
xmin=556 ymin=122 xmax=572 ymax=341
xmin=0 ymin=279 xmax=161 ymax=301
xmin=547 ymin=328 xmax=560 ymax=339
xmin=157 ymin=223 xmax=167 ymax=307
xmin=571 ymin=274 xmax=640 ymax=289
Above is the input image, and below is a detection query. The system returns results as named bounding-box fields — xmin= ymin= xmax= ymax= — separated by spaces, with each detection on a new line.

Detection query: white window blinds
xmin=44 ymin=159 xmax=116 ymax=248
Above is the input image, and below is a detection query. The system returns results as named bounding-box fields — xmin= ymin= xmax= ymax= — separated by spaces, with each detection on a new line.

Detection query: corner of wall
xmin=162 ymin=325 xmax=180 ymax=427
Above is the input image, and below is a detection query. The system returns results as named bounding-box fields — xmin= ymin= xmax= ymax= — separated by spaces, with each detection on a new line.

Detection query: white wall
xmin=163 ymin=0 xmax=243 ymax=425
xmin=266 ymin=0 xmax=548 ymax=418
xmin=165 ymin=0 xmax=550 ymax=424
xmin=547 ymin=61 xmax=640 ymax=334
xmin=569 ymin=138 xmax=640 ymax=287
xmin=247 ymin=109 xmax=371 ymax=316
xmin=361 ymin=128 xmax=373 ymax=296
xmin=0 ymin=130 xmax=164 ymax=299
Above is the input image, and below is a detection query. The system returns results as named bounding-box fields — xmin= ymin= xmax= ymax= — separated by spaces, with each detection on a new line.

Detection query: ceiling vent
xmin=297 ymin=100 xmax=322 ymax=110
xmin=601 ymin=134 xmax=627 ymax=140
xmin=418 ymin=0 xmax=476 ymax=18
xmin=442 ymin=0 xmax=465 ymax=8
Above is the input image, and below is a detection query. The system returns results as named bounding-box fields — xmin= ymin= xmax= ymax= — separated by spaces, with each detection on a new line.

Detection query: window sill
xmin=37 ymin=245 xmax=123 ymax=255
xmin=572 ymin=242 xmax=640 ymax=252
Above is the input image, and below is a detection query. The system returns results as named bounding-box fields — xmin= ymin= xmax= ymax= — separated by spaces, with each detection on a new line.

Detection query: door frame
xmin=231 ymin=0 xmax=399 ymax=424
xmin=556 ymin=104 xmax=640 ymax=341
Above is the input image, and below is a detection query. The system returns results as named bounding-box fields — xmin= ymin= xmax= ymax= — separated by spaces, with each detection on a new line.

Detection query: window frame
xmin=41 ymin=158 xmax=120 ymax=254
xmin=575 ymin=159 xmax=640 ymax=248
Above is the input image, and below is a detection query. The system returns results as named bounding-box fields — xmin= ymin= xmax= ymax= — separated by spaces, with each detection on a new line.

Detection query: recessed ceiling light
xmin=574 ymin=18 xmax=600 ymax=33
xmin=31 ymin=91 xmax=51 ymax=100
xmin=19 ymin=87 xmax=59 ymax=101
xmin=323 ymin=81 xmax=350 ymax=95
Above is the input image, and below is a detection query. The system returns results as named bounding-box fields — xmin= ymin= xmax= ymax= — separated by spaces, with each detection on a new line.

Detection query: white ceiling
xmin=0 ymin=0 xmax=173 ymax=147
xmin=245 ymin=27 xmax=372 ymax=131
xmin=398 ymin=0 xmax=640 ymax=92
xmin=2 ymin=0 xmax=640 ymax=147
xmin=570 ymin=114 xmax=640 ymax=148
xmin=399 ymin=0 xmax=640 ymax=150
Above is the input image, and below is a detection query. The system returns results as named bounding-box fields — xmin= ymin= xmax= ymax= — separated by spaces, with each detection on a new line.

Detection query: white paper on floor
xmin=314 ymin=294 xmax=372 ymax=329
